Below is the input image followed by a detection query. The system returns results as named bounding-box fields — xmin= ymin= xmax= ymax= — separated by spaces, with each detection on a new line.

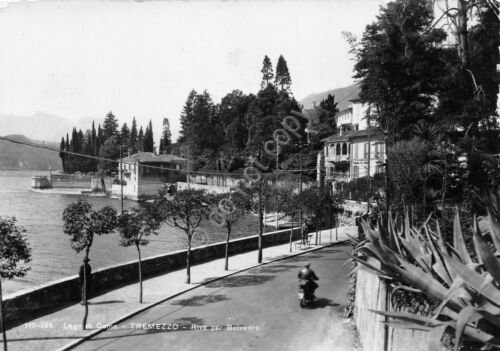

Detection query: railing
xmin=325 ymin=155 xmax=349 ymax=162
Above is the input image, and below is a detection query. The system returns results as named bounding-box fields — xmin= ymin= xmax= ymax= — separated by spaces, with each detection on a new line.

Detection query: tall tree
xmin=59 ymin=137 xmax=66 ymax=172
xmin=97 ymin=124 xmax=104 ymax=149
xmin=274 ymin=55 xmax=292 ymax=92
xmin=129 ymin=117 xmax=138 ymax=154
xmin=260 ymin=55 xmax=274 ymax=89
xmin=137 ymin=127 xmax=144 ymax=153
xmin=98 ymin=136 xmax=120 ymax=173
xmin=353 ymin=0 xmax=448 ymax=141
xmin=62 ymin=200 xmax=117 ymax=330
xmin=218 ymin=90 xmax=254 ymax=151
xmin=315 ymin=94 xmax=339 ymax=140
xmin=210 ymin=193 xmax=248 ymax=270
xmin=143 ymin=120 xmax=154 ymax=153
xmin=0 ymin=217 xmax=31 ymax=351
xmin=91 ymin=122 xmax=97 ymax=156
xmin=155 ymin=189 xmax=211 ymax=284
xmin=120 ymin=123 xmax=130 ymax=150
xmin=103 ymin=111 xmax=119 ymax=140
xmin=178 ymin=90 xmax=197 ymax=143
xmin=116 ymin=203 xmax=161 ymax=303
xmin=159 ymin=118 xmax=172 ymax=154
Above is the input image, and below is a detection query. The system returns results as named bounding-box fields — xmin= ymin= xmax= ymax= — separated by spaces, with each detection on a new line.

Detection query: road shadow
xmin=144 ymin=317 xmax=207 ymax=334
xmin=202 ymin=275 xmax=275 ymax=288
xmin=3 ymin=335 xmax=82 ymax=342
xmin=89 ymin=300 xmax=125 ymax=305
xmin=247 ymin=264 xmax=301 ymax=274
xmin=286 ymin=254 xmax=324 ymax=262
xmin=172 ymin=317 xmax=205 ymax=326
xmin=317 ymin=248 xmax=345 ymax=254
xmin=171 ymin=294 xmax=229 ymax=307
xmin=303 ymin=297 xmax=340 ymax=309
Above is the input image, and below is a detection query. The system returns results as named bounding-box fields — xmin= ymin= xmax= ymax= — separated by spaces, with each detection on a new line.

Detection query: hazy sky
xmin=0 ymin=0 xmax=387 ymax=141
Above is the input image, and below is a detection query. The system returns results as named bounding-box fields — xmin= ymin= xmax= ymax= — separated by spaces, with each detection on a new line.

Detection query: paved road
xmin=73 ymin=244 xmax=359 ymax=351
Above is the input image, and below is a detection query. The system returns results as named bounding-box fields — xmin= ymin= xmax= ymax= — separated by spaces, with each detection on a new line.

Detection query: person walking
xmin=301 ymin=219 xmax=309 ymax=245
xmin=79 ymin=258 xmax=92 ymax=304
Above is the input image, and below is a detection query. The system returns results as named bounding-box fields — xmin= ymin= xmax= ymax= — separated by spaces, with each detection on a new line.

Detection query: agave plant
xmin=352 ymin=199 xmax=500 ymax=351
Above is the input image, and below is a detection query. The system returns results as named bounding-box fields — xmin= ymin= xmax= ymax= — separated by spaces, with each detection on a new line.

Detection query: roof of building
xmin=121 ymin=152 xmax=186 ymax=164
xmin=321 ymin=134 xmax=350 ymax=143
xmin=348 ymin=128 xmax=384 ymax=139
xmin=321 ymin=127 xmax=384 ymax=143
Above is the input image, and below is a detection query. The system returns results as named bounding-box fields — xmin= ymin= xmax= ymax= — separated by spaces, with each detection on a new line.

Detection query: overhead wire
xmin=0 ymin=136 xmax=319 ymax=177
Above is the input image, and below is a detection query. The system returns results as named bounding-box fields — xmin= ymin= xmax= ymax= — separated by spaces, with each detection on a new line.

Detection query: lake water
xmin=0 ymin=171 xmax=267 ymax=295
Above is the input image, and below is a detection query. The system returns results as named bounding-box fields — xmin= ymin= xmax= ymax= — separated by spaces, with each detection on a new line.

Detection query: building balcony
xmin=325 ymin=155 xmax=349 ymax=162
xmin=326 ymin=174 xmax=350 ymax=182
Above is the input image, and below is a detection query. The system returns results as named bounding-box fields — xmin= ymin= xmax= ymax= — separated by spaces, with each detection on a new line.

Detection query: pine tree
xmin=59 ymin=137 xmax=66 ymax=172
xmin=261 ymin=55 xmax=274 ymax=89
xmin=143 ymin=120 xmax=154 ymax=153
xmin=178 ymin=90 xmax=197 ymax=143
xmin=120 ymin=123 xmax=130 ymax=150
xmin=97 ymin=124 xmax=104 ymax=154
xmin=91 ymin=122 xmax=97 ymax=156
xmin=77 ymin=130 xmax=84 ymax=154
xmin=274 ymin=55 xmax=292 ymax=92
xmin=159 ymin=118 xmax=172 ymax=154
xmin=137 ymin=127 xmax=144 ymax=153
xmin=103 ymin=111 xmax=119 ymax=140
xmin=129 ymin=117 xmax=138 ymax=154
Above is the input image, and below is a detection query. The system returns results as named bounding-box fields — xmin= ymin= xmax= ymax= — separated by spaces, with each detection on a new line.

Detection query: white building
xmin=111 ymin=152 xmax=186 ymax=200
xmin=318 ymin=94 xmax=386 ymax=185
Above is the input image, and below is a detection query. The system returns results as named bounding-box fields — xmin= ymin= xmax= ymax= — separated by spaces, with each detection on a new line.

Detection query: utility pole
xmin=367 ymin=113 xmax=372 ymax=215
xmin=276 ymin=145 xmax=280 ymax=230
xmin=299 ymin=142 xmax=303 ymax=230
xmin=119 ymin=146 xmax=123 ymax=213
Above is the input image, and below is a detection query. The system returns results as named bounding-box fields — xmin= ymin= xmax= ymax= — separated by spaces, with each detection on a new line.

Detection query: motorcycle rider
xmin=298 ymin=263 xmax=319 ymax=299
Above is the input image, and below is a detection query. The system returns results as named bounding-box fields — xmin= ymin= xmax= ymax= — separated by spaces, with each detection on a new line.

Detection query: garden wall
xmin=3 ymin=227 xmax=301 ymax=329
xmin=354 ymin=263 xmax=430 ymax=351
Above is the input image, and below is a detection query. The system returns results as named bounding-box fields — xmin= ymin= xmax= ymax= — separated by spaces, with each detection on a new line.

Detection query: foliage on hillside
xmin=0 ymin=135 xmax=62 ymax=170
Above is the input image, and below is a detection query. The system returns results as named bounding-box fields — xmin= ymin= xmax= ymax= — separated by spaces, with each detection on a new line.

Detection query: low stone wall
xmin=354 ymin=263 xmax=430 ymax=351
xmin=4 ymin=227 xmax=301 ymax=329
xmin=177 ymin=182 xmax=232 ymax=194
xmin=50 ymin=174 xmax=92 ymax=189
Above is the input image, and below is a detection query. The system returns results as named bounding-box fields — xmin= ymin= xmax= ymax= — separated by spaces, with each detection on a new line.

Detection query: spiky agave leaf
xmin=453 ymin=208 xmax=473 ymax=265
xmin=425 ymin=226 xmax=453 ymax=286
xmin=443 ymin=254 xmax=500 ymax=306
xmin=480 ymin=210 xmax=500 ymax=254
xmin=368 ymin=310 xmax=445 ymax=327
xmin=454 ymin=306 xmax=482 ymax=351
xmin=393 ymin=257 xmax=448 ymax=302
xmin=385 ymin=320 xmax=433 ymax=332
xmin=429 ymin=324 xmax=452 ymax=351
xmin=474 ymin=232 xmax=500 ymax=284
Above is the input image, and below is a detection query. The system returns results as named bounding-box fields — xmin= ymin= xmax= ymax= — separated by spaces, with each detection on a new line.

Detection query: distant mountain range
xmin=0 ymin=135 xmax=62 ymax=170
xmin=0 ymin=112 xmax=101 ymax=143
xmin=300 ymin=83 xmax=360 ymax=112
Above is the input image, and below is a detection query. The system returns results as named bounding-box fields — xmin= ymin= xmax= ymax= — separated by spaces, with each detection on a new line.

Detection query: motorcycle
xmin=298 ymin=281 xmax=315 ymax=308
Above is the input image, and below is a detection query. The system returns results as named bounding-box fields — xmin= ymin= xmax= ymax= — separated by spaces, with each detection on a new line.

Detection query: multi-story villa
xmin=317 ymin=92 xmax=386 ymax=186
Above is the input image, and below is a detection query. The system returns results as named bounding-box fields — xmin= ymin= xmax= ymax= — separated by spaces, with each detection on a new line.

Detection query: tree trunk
xmin=423 ymin=182 xmax=427 ymax=218
xmin=225 ymin=228 xmax=230 ymax=271
xmin=137 ymin=245 xmax=143 ymax=303
xmin=186 ymin=236 xmax=192 ymax=284
xmin=258 ymin=183 xmax=264 ymax=263
xmin=315 ymin=217 xmax=319 ymax=245
xmin=457 ymin=0 xmax=469 ymax=68
xmin=0 ymin=279 xmax=7 ymax=351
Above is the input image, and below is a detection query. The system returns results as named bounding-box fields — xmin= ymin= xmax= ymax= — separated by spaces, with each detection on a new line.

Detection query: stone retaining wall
xmin=354 ymin=263 xmax=430 ymax=351
xmin=4 ymin=227 xmax=301 ymax=329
